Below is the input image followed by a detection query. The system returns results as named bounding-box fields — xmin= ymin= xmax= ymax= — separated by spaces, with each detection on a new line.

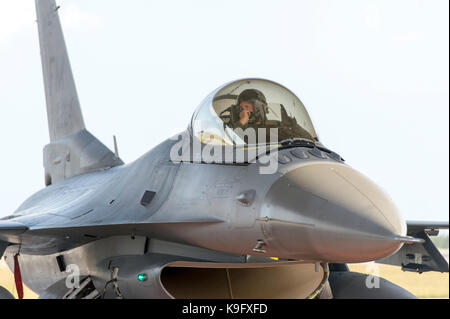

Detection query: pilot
xmin=233 ymin=89 xmax=267 ymax=130
xmin=231 ymin=89 xmax=313 ymax=143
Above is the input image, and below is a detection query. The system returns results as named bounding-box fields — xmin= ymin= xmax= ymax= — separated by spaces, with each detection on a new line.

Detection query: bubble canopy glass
xmin=190 ymin=79 xmax=318 ymax=146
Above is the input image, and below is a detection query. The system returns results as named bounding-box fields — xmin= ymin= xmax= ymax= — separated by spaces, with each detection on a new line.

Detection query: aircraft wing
xmin=0 ymin=221 xmax=28 ymax=258
xmin=405 ymin=220 xmax=449 ymax=233
xmin=376 ymin=220 xmax=449 ymax=273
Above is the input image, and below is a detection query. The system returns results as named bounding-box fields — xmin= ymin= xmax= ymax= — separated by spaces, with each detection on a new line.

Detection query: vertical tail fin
xmin=36 ymin=0 xmax=85 ymax=141
xmin=35 ymin=0 xmax=123 ymax=185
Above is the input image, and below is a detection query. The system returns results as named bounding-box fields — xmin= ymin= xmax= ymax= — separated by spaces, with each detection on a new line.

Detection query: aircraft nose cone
xmin=261 ymin=162 xmax=407 ymax=262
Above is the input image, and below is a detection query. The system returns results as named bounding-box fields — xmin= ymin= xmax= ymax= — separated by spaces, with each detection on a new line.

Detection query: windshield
xmin=191 ymin=79 xmax=318 ymax=146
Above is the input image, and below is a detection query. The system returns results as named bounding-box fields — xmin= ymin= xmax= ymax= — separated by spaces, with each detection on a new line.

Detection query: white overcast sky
xmin=0 ymin=0 xmax=448 ymax=222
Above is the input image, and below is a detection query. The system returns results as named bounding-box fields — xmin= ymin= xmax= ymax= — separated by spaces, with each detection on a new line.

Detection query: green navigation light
xmin=137 ymin=273 xmax=147 ymax=282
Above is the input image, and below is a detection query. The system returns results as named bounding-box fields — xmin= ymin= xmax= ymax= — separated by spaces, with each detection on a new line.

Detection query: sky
xmin=0 ymin=0 xmax=448 ymax=222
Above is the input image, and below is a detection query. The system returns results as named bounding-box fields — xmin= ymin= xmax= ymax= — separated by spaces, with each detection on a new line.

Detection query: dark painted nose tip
xmin=261 ymin=162 xmax=407 ymax=263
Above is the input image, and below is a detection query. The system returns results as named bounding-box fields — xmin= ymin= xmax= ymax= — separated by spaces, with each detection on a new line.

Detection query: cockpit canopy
xmin=191 ymin=79 xmax=318 ymax=146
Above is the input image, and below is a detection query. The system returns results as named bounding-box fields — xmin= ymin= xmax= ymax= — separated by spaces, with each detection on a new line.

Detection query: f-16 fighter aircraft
xmin=0 ymin=0 xmax=448 ymax=299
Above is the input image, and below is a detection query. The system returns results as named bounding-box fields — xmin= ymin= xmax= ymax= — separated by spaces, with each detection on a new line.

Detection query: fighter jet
xmin=0 ymin=0 xmax=448 ymax=299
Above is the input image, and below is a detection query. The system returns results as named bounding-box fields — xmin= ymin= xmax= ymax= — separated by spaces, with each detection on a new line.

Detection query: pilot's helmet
xmin=237 ymin=89 xmax=268 ymax=124
xmin=237 ymin=89 xmax=267 ymax=107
